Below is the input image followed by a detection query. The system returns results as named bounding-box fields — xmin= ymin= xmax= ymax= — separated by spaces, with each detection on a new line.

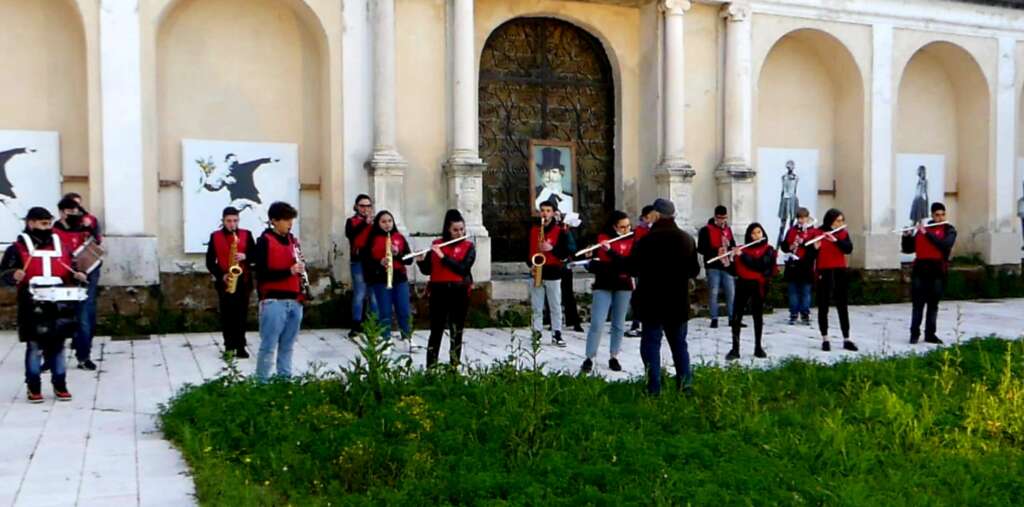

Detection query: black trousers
xmin=910 ymin=273 xmax=945 ymax=341
xmin=561 ymin=268 xmax=581 ymax=327
xmin=816 ymin=269 xmax=850 ymax=338
xmin=218 ymin=286 xmax=251 ymax=351
xmin=426 ymin=283 xmax=470 ymax=368
xmin=731 ymin=279 xmax=764 ymax=348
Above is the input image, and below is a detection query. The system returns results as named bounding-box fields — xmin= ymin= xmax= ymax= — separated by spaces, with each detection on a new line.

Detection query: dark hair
xmin=222 ymin=206 xmax=240 ymax=218
xmin=796 ymin=207 xmax=810 ymax=218
xmin=441 ymin=209 xmax=465 ymax=241
xmin=369 ymin=210 xmax=399 ymax=237
xmin=353 ymin=194 xmax=372 ymax=210
xmin=539 ymin=200 xmax=557 ymax=211
xmin=641 ymin=205 xmax=655 ymax=217
xmin=62 ymin=192 xmax=82 ymax=201
xmin=225 ymin=153 xmax=237 ymax=162
xmin=602 ymin=210 xmax=630 ymax=237
xmin=931 ymin=202 xmax=946 ymax=213
xmin=57 ymin=197 xmax=81 ymax=211
xmin=820 ymin=208 xmax=843 ymax=231
xmin=714 ymin=205 xmax=728 ymax=216
xmin=744 ymin=222 xmax=767 ymax=244
xmin=267 ymin=201 xmax=298 ymax=221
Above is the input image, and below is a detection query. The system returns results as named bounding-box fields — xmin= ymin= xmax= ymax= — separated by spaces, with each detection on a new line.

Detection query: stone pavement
xmin=1 ymin=298 xmax=1022 ymax=506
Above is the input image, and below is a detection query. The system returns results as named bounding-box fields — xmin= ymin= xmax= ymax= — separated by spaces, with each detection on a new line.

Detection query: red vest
xmin=53 ymin=226 xmax=91 ymax=254
xmin=633 ymin=224 xmax=650 ymax=242
xmin=707 ymin=222 xmax=734 ymax=250
xmin=369 ymin=232 xmax=409 ymax=275
xmin=915 ymin=226 xmax=949 ymax=262
xmin=429 ymin=238 xmax=473 ymax=283
xmin=529 ymin=224 xmax=563 ymax=268
xmin=783 ymin=225 xmax=811 ymax=259
xmin=811 ymin=228 xmax=849 ymax=271
xmin=258 ymin=231 xmax=301 ymax=298
xmin=736 ymin=243 xmax=774 ymax=282
xmin=348 ymin=216 xmax=372 ymax=251
xmin=16 ymin=234 xmax=72 ymax=287
xmin=212 ymin=229 xmax=251 ymax=274
xmin=595 ymin=233 xmax=633 ymax=263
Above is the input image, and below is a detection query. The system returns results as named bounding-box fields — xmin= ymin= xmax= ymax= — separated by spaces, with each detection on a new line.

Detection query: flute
xmin=574 ymin=231 xmax=635 ymax=257
xmin=895 ymin=221 xmax=948 ymax=234
xmin=804 ymin=224 xmax=848 ymax=247
xmin=706 ymin=237 xmax=767 ymax=264
xmin=402 ymin=235 xmax=468 ymax=260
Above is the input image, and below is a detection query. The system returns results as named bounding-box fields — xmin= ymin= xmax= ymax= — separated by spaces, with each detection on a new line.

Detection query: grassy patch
xmin=161 ymin=332 xmax=1024 ymax=506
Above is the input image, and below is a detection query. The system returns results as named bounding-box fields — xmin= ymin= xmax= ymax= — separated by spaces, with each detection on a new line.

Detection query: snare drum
xmin=30 ymin=285 xmax=88 ymax=302
xmin=73 ymin=240 xmax=105 ymax=274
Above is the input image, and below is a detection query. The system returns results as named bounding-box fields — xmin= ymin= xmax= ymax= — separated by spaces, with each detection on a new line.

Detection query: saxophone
xmin=385 ymin=232 xmax=394 ymax=289
xmin=224 ymin=232 xmax=243 ymax=294
xmin=530 ymin=215 xmax=546 ymax=288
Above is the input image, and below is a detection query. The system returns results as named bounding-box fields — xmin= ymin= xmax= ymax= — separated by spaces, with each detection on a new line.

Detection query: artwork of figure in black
xmin=909 ymin=165 xmax=929 ymax=225
xmin=197 ymin=153 xmax=279 ymax=214
xmin=1017 ymin=180 xmax=1024 ymax=251
xmin=0 ymin=147 xmax=36 ymax=219
xmin=533 ymin=147 xmax=575 ymax=215
xmin=777 ymin=160 xmax=800 ymax=247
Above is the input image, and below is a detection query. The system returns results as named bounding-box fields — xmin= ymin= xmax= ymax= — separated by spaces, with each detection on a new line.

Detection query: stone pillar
xmin=655 ymin=0 xmax=696 ymax=231
xmin=715 ymin=1 xmax=755 ymax=235
xmin=99 ymin=0 xmax=158 ymax=286
xmin=862 ymin=24 xmax=900 ymax=269
xmin=366 ymin=0 xmax=407 ymax=223
xmin=979 ymin=36 xmax=1020 ymax=265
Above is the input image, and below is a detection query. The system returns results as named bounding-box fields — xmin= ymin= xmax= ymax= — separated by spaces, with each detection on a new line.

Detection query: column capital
xmin=660 ymin=0 xmax=692 ymax=16
xmin=720 ymin=2 xmax=751 ymax=22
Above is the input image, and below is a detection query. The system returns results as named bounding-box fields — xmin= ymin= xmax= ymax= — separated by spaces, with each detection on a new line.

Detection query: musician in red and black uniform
xmin=727 ymin=223 xmax=777 ymax=360
xmin=362 ymin=210 xmax=414 ymax=341
xmin=901 ymin=202 xmax=957 ymax=345
xmin=1 ymin=207 xmax=86 ymax=403
xmin=780 ymin=207 xmax=815 ymax=326
xmin=250 ymin=201 xmax=305 ymax=381
xmin=625 ymin=204 xmax=656 ymax=338
xmin=581 ymin=210 xmax=634 ymax=373
xmin=528 ymin=200 xmax=571 ymax=347
xmin=54 ymin=196 xmax=102 ymax=370
xmin=344 ymin=194 xmax=377 ymax=337
xmin=416 ymin=209 xmax=475 ymax=368
xmin=205 ymin=207 xmax=256 ymax=357
xmin=698 ymin=206 xmax=737 ymax=328
xmin=806 ymin=208 xmax=858 ymax=352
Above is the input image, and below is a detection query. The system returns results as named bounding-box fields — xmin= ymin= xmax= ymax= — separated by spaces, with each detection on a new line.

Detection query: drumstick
xmin=575 ymin=231 xmax=635 ymax=257
xmin=804 ymin=224 xmax=849 ymax=247
xmin=705 ymin=237 xmax=767 ymax=265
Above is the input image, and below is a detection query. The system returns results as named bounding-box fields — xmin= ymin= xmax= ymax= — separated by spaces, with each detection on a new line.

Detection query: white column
xmin=716 ymin=2 xmax=755 ymax=234
xmin=655 ymin=0 xmax=696 ymax=231
xmin=99 ymin=0 xmax=158 ymax=286
xmin=861 ymin=24 xmax=899 ymax=269
xmin=367 ymin=0 xmax=407 ymax=222
xmin=982 ymin=36 xmax=1019 ymax=265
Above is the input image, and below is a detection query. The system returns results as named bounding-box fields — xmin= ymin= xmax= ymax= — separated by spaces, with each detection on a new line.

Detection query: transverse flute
xmin=574 ymin=232 xmax=635 ymax=257
xmin=895 ymin=221 xmax=948 ymax=234
xmin=705 ymin=237 xmax=767 ymax=265
xmin=402 ymin=236 xmax=468 ymax=260
xmin=803 ymin=224 xmax=849 ymax=247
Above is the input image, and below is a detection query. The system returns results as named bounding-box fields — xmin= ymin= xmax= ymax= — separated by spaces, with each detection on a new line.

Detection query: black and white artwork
xmin=0 ymin=130 xmax=61 ymax=243
xmin=529 ymin=140 xmax=576 ymax=216
xmin=182 ymin=139 xmax=299 ymax=253
xmin=896 ymin=154 xmax=944 ymax=229
xmin=757 ymin=148 xmax=818 ymax=253
xmin=1017 ymin=158 xmax=1024 ymax=253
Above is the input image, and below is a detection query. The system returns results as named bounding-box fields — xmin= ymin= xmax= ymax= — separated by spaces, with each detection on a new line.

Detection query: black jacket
xmin=698 ymin=219 xmax=737 ymax=273
xmin=205 ymin=228 xmax=257 ymax=293
xmin=901 ymin=223 xmax=957 ymax=278
xmin=628 ymin=219 xmax=700 ymax=324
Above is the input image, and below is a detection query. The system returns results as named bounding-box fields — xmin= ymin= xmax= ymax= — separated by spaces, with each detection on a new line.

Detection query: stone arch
xmin=754 ymin=28 xmax=866 ymax=246
xmin=895 ymin=41 xmax=990 ymax=254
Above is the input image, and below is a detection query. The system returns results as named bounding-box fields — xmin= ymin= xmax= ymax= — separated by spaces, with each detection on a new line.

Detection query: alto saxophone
xmin=225 ymin=232 xmax=243 ymax=294
xmin=385 ymin=232 xmax=394 ymax=289
xmin=530 ymin=215 xmax=546 ymax=288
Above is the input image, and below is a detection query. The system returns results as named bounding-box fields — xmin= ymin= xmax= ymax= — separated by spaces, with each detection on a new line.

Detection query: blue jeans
xmin=586 ymin=290 xmax=631 ymax=359
xmin=640 ymin=320 xmax=691 ymax=395
xmin=350 ymin=262 xmax=377 ymax=325
xmin=707 ymin=269 xmax=734 ymax=320
xmin=256 ymin=299 xmax=303 ymax=381
xmin=371 ymin=281 xmax=412 ymax=337
xmin=787 ymin=281 xmax=812 ymax=320
xmin=25 ymin=341 xmax=67 ymax=393
xmin=73 ymin=268 xmax=100 ymax=361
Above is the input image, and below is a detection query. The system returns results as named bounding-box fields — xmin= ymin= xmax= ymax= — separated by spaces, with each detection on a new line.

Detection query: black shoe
xmin=725 ymin=348 xmax=740 ymax=361
xmin=710 ymin=319 xmax=718 ymax=329
xmin=41 ymin=362 xmax=51 ymax=373
xmin=754 ymin=347 xmax=767 ymax=358
xmin=580 ymin=358 xmax=593 ymax=373
xmin=739 ymin=322 xmax=748 ymax=328
xmin=78 ymin=360 xmax=97 ymax=371
xmin=608 ymin=357 xmax=622 ymax=372
xmin=801 ymin=315 xmax=811 ymax=325
xmin=822 ymin=341 xmax=831 ymax=352
xmin=572 ymin=324 xmax=585 ymax=333
xmin=624 ymin=329 xmax=641 ymax=338
xmin=552 ymin=331 xmax=567 ymax=348
xmin=910 ymin=335 xmax=920 ymax=345
xmin=788 ymin=317 xmax=797 ymax=325
xmin=924 ymin=336 xmax=943 ymax=345
xmin=843 ymin=340 xmax=859 ymax=352
xmin=348 ymin=329 xmax=360 ymax=339
xmin=235 ymin=348 xmax=250 ymax=359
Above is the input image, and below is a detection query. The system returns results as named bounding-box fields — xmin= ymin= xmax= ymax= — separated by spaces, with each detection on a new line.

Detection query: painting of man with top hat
xmin=529 ymin=140 xmax=576 ymax=216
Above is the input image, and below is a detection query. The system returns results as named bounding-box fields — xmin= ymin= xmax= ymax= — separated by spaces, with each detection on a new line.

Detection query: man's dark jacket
xmin=628 ymin=218 xmax=700 ymax=325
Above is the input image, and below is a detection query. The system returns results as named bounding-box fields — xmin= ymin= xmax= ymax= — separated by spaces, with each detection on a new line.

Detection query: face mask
xmin=66 ymin=214 xmax=83 ymax=227
xmin=28 ymin=229 xmax=53 ymax=244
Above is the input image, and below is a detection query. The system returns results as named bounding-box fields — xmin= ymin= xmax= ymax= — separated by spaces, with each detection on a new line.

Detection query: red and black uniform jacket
xmin=526 ymin=221 xmax=571 ymax=281
xmin=251 ymin=228 xmax=303 ymax=301
xmin=807 ymin=227 xmax=853 ymax=272
xmin=344 ymin=214 xmax=373 ymax=262
xmin=901 ymin=222 xmax=957 ymax=279
xmin=1 ymin=232 xmax=75 ymax=342
xmin=416 ymin=238 xmax=476 ymax=286
xmin=205 ymin=228 xmax=256 ymax=293
xmin=735 ymin=243 xmax=777 ymax=297
xmin=587 ymin=233 xmax=634 ymax=292
xmin=781 ymin=225 xmax=815 ymax=283
xmin=698 ymin=219 xmax=737 ymax=273
xmin=362 ymin=231 xmax=414 ymax=286
xmin=633 ymin=223 xmax=651 ymax=242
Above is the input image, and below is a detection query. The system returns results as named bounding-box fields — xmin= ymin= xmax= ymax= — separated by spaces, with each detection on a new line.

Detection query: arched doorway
xmin=479 ymin=17 xmax=615 ymax=261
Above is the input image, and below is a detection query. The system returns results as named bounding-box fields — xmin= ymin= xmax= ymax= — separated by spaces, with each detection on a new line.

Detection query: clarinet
xmin=293 ymin=241 xmax=312 ymax=301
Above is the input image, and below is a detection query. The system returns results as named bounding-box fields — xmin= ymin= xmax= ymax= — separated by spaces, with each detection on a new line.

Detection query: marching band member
xmin=363 ymin=210 xmax=414 ymax=341
xmin=807 ymin=208 xmax=858 ymax=352
xmin=581 ymin=210 xmax=633 ymax=373
xmin=205 ymin=207 xmax=255 ymax=357
xmin=727 ymin=223 xmax=777 ymax=360
xmin=53 ymin=196 xmax=102 ymax=370
xmin=780 ymin=207 xmax=815 ymax=326
xmin=698 ymin=205 xmax=737 ymax=328
xmin=345 ymin=194 xmax=377 ymax=337
xmin=625 ymin=205 xmax=656 ymax=338
xmin=416 ymin=209 xmax=475 ymax=368
xmin=1 ymin=207 xmax=87 ymax=402
xmin=901 ymin=202 xmax=957 ymax=344
xmin=528 ymin=200 xmax=571 ymax=347
xmin=250 ymin=202 xmax=305 ymax=380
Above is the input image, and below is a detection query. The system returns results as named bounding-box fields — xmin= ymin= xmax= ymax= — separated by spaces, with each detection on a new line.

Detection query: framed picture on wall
xmin=0 ymin=130 xmax=61 ymax=245
xmin=529 ymin=139 xmax=576 ymax=216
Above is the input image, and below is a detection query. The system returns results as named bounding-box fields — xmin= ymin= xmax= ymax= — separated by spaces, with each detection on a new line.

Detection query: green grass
xmin=161 ymin=331 xmax=1024 ymax=506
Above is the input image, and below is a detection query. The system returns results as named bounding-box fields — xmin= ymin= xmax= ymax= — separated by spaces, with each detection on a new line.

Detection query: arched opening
xmin=895 ymin=41 xmax=990 ymax=255
xmin=754 ymin=29 xmax=865 ymax=248
xmin=479 ymin=17 xmax=616 ymax=261
xmin=156 ymin=0 xmax=328 ymax=255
